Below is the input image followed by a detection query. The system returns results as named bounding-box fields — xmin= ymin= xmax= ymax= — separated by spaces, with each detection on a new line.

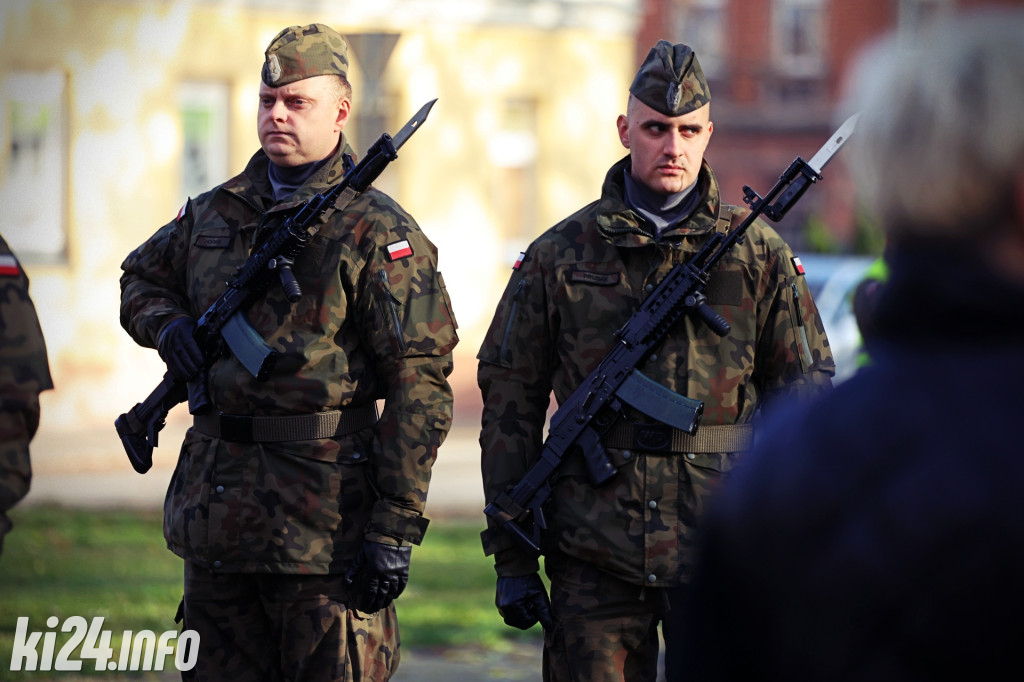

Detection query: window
xmin=672 ymin=0 xmax=726 ymax=78
xmin=0 ymin=71 xmax=67 ymax=263
xmin=488 ymin=98 xmax=538 ymax=252
xmin=898 ymin=0 xmax=953 ymax=31
xmin=179 ymin=82 xmax=229 ymax=201
xmin=772 ymin=0 xmax=825 ymax=78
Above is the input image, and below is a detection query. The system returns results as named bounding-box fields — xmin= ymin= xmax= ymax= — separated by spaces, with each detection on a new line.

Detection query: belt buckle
xmin=219 ymin=414 xmax=254 ymax=442
xmin=632 ymin=422 xmax=672 ymax=452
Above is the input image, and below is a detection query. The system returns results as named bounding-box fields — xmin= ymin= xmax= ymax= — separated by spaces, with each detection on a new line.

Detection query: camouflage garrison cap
xmin=262 ymin=23 xmax=349 ymax=87
xmin=629 ymin=40 xmax=710 ymax=117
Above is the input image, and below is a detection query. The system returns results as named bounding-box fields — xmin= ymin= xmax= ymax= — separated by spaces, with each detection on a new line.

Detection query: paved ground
xmin=20 ymin=421 xmax=548 ymax=681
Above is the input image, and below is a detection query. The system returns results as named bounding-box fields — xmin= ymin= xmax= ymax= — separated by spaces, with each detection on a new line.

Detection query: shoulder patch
xmin=0 ymin=253 xmax=21 ymax=277
xmin=792 ymin=256 xmax=805 ymax=276
xmin=386 ymin=239 xmax=413 ymax=261
xmin=176 ymin=198 xmax=191 ymax=223
xmin=513 ymin=251 xmax=526 ymax=269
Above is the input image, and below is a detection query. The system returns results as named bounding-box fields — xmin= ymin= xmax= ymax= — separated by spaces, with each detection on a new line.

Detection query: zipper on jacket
xmin=791 ymin=282 xmax=814 ymax=367
xmin=499 ymin=278 xmax=527 ymax=364
xmin=379 ymin=271 xmax=407 ymax=353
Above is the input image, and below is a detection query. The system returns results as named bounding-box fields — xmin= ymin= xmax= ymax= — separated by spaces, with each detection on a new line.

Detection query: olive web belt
xmin=193 ymin=404 xmax=378 ymax=443
xmin=603 ymin=421 xmax=753 ymax=454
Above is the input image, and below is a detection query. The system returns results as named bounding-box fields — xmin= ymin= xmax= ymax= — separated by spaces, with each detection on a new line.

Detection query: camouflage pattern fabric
xmin=262 ymin=23 xmax=349 ymax=87
xmin=0 ymin=234 xmax=52 ymax=554
xmin=478 ymin=156 xmax=834 ymax=584
xmin=120 ymin=134 xmax=458 ymax=573
xmin=541 ymin=553 xmax=664 ymax=682
xmin=629 ymin=40 xmax=711 ymax=117
xmin=182 ymin=561 xmax=398 ymax=681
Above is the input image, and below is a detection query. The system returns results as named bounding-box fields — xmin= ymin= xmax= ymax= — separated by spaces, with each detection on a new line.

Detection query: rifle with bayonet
xmin=484 ymin=114 xmax=859 ymax=557
xmin=115 ymin=99 xmax=437 ymax=475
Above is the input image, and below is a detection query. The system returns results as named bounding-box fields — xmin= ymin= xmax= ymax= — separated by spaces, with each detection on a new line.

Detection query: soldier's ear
xmin=335 ymin=97 xmax=351 ymax=132
xmin=617 ymin=114 xmax=630 ymax=150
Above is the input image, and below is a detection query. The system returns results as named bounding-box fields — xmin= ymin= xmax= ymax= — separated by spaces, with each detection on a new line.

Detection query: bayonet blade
xmin=391 ymin=98 xmax=437 ymax=150
xmin=807 ymin=113 xmax=859 ymax=174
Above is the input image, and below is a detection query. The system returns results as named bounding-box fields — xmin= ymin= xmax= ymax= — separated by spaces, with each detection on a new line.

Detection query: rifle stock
xmin=114 ymin=373 xmax=187 ymax=474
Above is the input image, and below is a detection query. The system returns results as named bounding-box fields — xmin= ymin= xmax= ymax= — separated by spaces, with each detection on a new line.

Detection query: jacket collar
xmin=218 ymin=133 xmax=357 ymax=214
xmin=597 ymin=155 xmax=722 ymax=247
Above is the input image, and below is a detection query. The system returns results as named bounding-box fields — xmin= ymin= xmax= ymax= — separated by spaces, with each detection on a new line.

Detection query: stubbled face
xmin=258 ymin=75 xmax=350 ymax=167
xmin=617 ymin=97 xmax=713 ymax=195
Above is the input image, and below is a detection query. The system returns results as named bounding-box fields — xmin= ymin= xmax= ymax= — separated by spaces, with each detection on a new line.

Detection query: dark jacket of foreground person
xmin=679 ymin=245 xmax=1024 ymax=681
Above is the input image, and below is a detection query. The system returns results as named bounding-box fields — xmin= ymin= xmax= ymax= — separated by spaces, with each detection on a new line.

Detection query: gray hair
xmin=839 ymin=8 xmax=1024 ymax=243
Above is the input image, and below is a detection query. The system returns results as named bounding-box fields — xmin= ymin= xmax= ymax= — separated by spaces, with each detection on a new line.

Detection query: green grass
xmin=0 ymin=506 xmax=539 ymax=679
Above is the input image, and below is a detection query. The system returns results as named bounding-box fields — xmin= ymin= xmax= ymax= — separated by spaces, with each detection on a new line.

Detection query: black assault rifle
xmin=115 ymin=100 xmax=437 ymax=474
xmin=484 ymin=114 xmax=859 ymax=556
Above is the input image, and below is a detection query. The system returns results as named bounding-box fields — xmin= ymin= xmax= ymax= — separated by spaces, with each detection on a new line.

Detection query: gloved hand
xmin=345 ymin=541 xmax=412 ymax=613
xmin=496 ymin=574 xmax=553 ymax=630
xmin=157 ymin=317 xmax=204 ymax=381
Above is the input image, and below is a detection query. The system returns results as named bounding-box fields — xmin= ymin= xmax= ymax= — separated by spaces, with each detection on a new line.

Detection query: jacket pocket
xmin=375 ymin=270 xmax=408 ymax=354
xmin=498 ymin=277 xmax=528 ymax=365
xmin=786 ymin=279 xmax=815 ymax=372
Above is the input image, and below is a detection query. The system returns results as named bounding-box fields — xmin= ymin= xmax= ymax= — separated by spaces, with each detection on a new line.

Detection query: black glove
xmin=345 ymin=541 xmax=412 ymax=613
xmin=496 ymin=574 xmax=553 ymax=631
xmin=157 ymin=317 xmax=204 ymax=381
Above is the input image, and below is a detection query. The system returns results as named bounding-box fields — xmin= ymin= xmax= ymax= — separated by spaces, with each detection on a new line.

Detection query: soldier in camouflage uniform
xmin=120 ymin=24 xmax=458 ymax=681
xmin=0 ymin=234 xmax=53 ymax=556
xmin=478 ymin=41 xmax=833 ymax=681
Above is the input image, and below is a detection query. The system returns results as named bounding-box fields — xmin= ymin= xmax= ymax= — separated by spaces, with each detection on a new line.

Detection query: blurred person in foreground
xmin=478 ymin=40 xmax=833 ymax=681
xmin=0 ymin=234 xmax=52 ymax=556
xmin=851 ymin=252 xmax=888 ymax=367
xmin=677 ymin=8 xmax=1024 ymax=681
xmin=119 ymin=24 xmax=457 ymax=680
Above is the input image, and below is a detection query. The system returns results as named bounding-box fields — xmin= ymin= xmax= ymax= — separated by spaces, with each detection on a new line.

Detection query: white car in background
xmin=797 ymin=254 xmax=876 ymax=384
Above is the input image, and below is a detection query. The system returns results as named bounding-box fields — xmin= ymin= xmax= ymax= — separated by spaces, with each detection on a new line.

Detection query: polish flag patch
xmin=792 ymin=256 xmax=806 ymax=275
xmin=386 ymin=240 xmax=413 ymax=261
xmin=175 ymin=198 xmax=191 ymax=223
xmin=0 ymin=254 xmax=21 ymax=277
xmin=513 ymin=251 xmax=526 ymax=269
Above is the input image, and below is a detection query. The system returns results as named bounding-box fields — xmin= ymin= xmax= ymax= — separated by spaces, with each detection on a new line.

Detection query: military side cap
xmin=262 ymin=23 xmax=349 ymax=87
xmin=630 ymin=40 xmax=711 ymax=116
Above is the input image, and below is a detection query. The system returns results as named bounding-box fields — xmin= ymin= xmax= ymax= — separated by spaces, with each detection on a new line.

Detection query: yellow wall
xmin=0 ymin=0 xmax=637 ymax=473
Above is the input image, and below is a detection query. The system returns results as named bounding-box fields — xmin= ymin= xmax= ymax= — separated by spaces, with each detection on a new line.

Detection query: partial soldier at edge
xmin=0 ymin=233 xmax=53 ymax=556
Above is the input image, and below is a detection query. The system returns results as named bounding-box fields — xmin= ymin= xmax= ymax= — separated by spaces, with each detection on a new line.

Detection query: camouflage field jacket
xmin=120 ymin=137 xmax=458 ymax=574
xmin=478 ymin=157 xmax=833 ymax=586
xmin=0 ymin=235 xmax=52 ymax=550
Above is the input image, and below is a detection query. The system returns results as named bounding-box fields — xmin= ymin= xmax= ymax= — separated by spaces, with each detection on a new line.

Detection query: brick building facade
xmin=634 ymin=0 xmax=1020 ymax=251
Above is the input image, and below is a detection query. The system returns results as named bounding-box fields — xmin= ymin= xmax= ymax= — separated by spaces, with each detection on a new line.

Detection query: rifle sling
xmin=604 ymin=421 xmax=753 ymax=454
xmin=333 ymin=185 xmax=359 ymax=212
xmin=193 ymin=404 xmax=378 ymax=442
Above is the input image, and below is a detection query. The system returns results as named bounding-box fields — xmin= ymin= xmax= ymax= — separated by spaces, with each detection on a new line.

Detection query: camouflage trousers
xmin=180 ymin=561 xmax=400 ymax=681
xmin=542 ymin=554 xmax=688 ymax=682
